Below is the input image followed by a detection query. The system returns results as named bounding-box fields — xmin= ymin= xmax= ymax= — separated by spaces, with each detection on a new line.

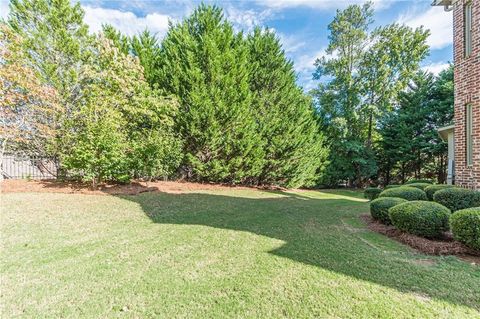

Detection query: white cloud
xmin=224 ymin=6 xmax=273 ymax=32
xmin=422 ymin=62 xmax=450 ymax=75
xmin=257 ymin=0 xmax=392 ymax=11
xmin=278 ymin=33 xmax=306 ymax=53
xmin=398 ymin=6 xmax=453 ymax=50
xmin=82 ymin=6 xmax=172 ymax=38
xmin=295 ymin=47 xmax=327 ymax=74
xmin=1 ymin=1 xmax=10 ymax=20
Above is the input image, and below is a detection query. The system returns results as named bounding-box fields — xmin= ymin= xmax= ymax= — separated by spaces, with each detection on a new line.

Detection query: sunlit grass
xmin=1 ymin=189 xmax=479 ymax=318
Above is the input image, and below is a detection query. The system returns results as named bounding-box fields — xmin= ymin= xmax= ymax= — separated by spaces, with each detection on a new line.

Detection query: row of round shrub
xmin=450 ymin=207 xmax=480 ymax=250
xmin=367 ymin=182 xmax=480 ymax=250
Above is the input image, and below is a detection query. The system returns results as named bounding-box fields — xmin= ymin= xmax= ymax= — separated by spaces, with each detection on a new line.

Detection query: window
xmin=466 ymin=104 xmax=473 ymax=166
xmin=465 ymin=2 xmax=472 ymax=57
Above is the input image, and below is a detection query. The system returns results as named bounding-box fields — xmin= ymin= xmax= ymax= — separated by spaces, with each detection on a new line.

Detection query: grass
xmin=1 ymin=188 xmax=479 ymax=318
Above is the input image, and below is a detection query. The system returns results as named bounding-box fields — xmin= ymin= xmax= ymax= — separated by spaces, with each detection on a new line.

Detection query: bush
xmin=379 ymin=186 xmax=427 ymax=201
xmin=364 ymin=187 xmax=383 ymax=201
xmin=450 ymin=207 xmax=480 ymax=250
xmin=425 ymin=184 xmax=455 ymax=201
xmin=389 ymin=201 xmax=451 ymax=238
xmin=370 ymin=197 xmax=408 ymax=224
xmin=405 ymin=179 xmax=434 ymax=185
xmin=405 ymin=183 xmax=431 ymax=191
xmin=385 ymin=184 xmax=401 ymax=190
xmin=433 ymin=188 xmax=480 ymax=212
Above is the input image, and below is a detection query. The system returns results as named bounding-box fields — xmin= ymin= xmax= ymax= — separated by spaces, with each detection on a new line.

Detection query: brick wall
xmin=453 ymin=0 xmax=480 ymax=189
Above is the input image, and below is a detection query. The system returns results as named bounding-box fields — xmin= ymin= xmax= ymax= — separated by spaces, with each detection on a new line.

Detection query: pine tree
xmin=158 ymin=5 xmax=264 ymax=183
xmin=247 ymin=28 xmax=327 ymax=187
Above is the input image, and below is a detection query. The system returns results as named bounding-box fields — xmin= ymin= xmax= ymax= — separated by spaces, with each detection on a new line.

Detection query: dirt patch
xmin=0 ymin=179 xmax=282 ymax=196
xmin=361 ymin=214 xmax=480 ymax=263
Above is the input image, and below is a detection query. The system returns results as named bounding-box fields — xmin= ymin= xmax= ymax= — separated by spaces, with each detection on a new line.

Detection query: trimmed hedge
xmin=370 ymin=197 xmax=407 ymax=224
xmin=433 ymin=188 xmax=480 ymax=212
xmin=364 ymin=187 xmax=382 ymax=201
xmin=450 ymin=207 xmax=480 ymax=250
xmin=425 ymin=184 xmax=455 ymax=201
xmin=389 ymin=201 xmax=451 ymax=238
xmin=385 ymin=184 xmax=401 ymax=190
xmin=405 ymin=183 xmax=431 ymax=191
xmin=405 ymin=179 xmax=434 ymax=185
xmin=379 ymin=186 xmax=427 ymax=201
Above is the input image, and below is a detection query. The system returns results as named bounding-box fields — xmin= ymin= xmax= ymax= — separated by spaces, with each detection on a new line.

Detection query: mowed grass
xmin=1 ymin=189 xmax=479 ymax=318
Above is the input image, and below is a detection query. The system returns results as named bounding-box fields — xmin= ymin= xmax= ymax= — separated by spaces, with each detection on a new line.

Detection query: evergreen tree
xmin=377 ymin=69 xmax=453 ymax=184
xmin=158 ymin=5 xmax=265 ymax=183
xmin=247 ymin=28 xmax=327 ymax=187
xmin=131 ymin=30 xmax=162 ymax=87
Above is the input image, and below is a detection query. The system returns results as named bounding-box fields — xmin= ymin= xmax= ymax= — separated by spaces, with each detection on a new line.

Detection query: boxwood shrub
xmin=370 ymin=197 xmax=407 ymax=224
xmin=405 ymin=183 xmax=431 ymax=191
xmin=379 ymin=186 xmax=427 ymax=201
xmin=389 ymin=201 xmax=451 ymax=238
xmin=385 ymin=184 xmax=401 ymax=190
xmin=433 ymin=188 xmax=480 ymax=212
xmin=364 ymin=187 xmax=383 ymax=201
xmin=424 ymin=184 xmax=455 ymax=201
xmin=405 ymin=179 xmax=434 ymax=185
xmin=450 ymin=207 xmax=480 ymax=250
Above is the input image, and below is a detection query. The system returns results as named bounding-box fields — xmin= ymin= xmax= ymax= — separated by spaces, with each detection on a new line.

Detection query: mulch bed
xmin=361 ymin=214 xmax=480 ymax=263
xmin=0 ymin=179 xmax=286 ymax=195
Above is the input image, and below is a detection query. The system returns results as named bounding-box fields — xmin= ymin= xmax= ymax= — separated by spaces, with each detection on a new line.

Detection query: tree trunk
xmin=367 ymin=110 xmax=373 ymax=147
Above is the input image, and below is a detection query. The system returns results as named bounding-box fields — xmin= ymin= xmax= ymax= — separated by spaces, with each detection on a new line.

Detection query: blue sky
xmin=0 ymin=0 xmax=454 ymax=90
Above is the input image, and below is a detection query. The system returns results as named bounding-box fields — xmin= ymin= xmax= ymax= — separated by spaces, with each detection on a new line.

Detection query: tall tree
xmin=312 ymin=2 xmax=375 ymax=186
xmin=313 ymin=1 xmax=429 ymax=186
xmin=158 ymin=5 xmax=265 ymax=183
xmin=247 ymin=28 xmax=327 ymax=187
xmin=8 ymin=0 xmax=92 ymax=100
xmin=0 ymin=24 xmax=61 ymax=160
xmin=360 ymin=24 xmax=430 ymax=146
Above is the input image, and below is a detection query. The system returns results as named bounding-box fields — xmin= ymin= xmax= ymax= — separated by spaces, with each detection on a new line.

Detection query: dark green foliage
xmin=379 ymin=186 xmax=427 ymax=201
xmin=450 ymin=207 xmax=480 ymax=250
xmin=405 ymin=179 xmax=433 ymax=185
xmin=364 ymin=187 xmax=382 ymax=201
xmin=370 ymin=197 xmax=407 ymax=224
xmin=385 ymin=184 xmax=401 ymax=189
xmin=433 ymin=188 xmax=480 ymax=212
xmin=377 ymin=67 xmax=453 ymax=185
xmin=158 ymin=5 xmax=265 ymax=183
xmin=318 ymin=140 xmax=377 ymax=187
xmin=389 ymin=201 xmax=451 ymax=238
xmin=405 ymin=183 xmax=431 ymax=191
xmin=246 ymin=28 xmax=327 ymax=187
xmin=425 ymin=184 xmax=455 ymax=201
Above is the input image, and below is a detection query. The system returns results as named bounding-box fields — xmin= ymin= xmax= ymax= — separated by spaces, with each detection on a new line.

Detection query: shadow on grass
xmin=115 ymin=189 xmax=478 ymax=311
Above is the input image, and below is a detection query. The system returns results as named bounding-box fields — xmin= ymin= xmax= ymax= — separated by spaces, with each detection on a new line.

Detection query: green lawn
xmin=1 ymin=189 xmax=479 ymax=318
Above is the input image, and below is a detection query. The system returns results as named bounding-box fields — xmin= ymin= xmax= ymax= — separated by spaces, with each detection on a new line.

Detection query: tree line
xmin=312 ymin=2 xmax=453 ymax=187
xmin=0 ymin=0 xmax=453 ymax=188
